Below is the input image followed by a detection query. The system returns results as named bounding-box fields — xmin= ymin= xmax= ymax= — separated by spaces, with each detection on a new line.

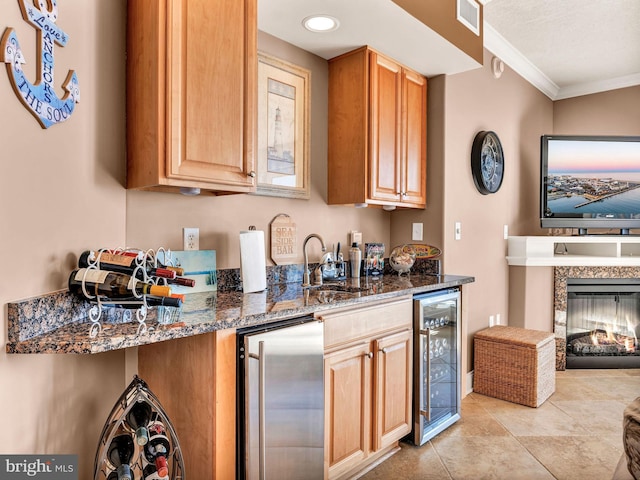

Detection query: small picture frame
xmin=256 ymin=52 xmax=311 ymax=199
xmin=364 ymin=243 xmax=385 ymax=276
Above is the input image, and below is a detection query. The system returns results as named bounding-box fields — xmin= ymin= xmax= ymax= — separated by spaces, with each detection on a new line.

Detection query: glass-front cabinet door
xmin=413 ymin=289 xmax=461 ymax=445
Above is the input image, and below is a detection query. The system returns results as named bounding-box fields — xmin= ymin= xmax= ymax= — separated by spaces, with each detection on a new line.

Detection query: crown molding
xmin=483 ymin=22 xmax=560 ymax=99
xmin=554 ymin=73 xmax=640 ymax=100
xmin=483 ymin=22 xmax=640 ymax=101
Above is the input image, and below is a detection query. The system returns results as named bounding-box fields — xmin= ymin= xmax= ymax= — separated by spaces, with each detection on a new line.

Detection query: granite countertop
xmin=7 ymin=272 xmax=474 ymax=354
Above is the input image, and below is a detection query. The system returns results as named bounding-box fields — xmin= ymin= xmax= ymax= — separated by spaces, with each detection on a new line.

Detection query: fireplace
xmin=553 ymin=265 xmax=640 ymax=370
xmin=566 ymin=278 xmax=640 ymax=368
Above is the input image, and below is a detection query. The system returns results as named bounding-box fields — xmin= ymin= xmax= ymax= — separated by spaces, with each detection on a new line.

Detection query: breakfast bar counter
xmin=7 ymin=272 xmax=474 ymax=354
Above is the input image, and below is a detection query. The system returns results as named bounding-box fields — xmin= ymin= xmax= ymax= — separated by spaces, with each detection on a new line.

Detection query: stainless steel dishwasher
xmin=237 ymin=316 xmax=324 ymax=480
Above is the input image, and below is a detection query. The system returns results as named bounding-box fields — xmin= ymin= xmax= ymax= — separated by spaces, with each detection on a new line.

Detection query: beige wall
xmin=391 ymin=0 xmax=484 ymax=63
xmin=126 ymin=31 xmax=391 ymax=267
xmin=507 ymin=86 xmax=640 ymax=334
xmin=1 ymin=0 xmax=637 ymax=474
xmin=0 ymin=11 xmax=390 ymax=477
xmin=0 ymin=1 xmax=127 ymax=477
xmin=391 ymin=50 xmax=554 ymax=376
xmin=554 ymin=85 xmax=640 ymax=136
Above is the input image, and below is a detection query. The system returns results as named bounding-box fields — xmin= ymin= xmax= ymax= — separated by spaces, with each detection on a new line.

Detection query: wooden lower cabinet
xmin=374 ymin=329 xmax=413 ymax=452
xmin=138 ymin=329 xmax=237 ymax=480
xmin=325 ymin=342 xmax=372 ymax=477
xmin=137 ymin=297 xmax=412 ymax=480
xmin=321 ymin=297 xmax=413 ymax=479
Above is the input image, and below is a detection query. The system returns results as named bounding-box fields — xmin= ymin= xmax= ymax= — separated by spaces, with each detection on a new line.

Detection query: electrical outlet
xmin=489 ymin=315 xmax=495 ymax=327
xmin=455 ymin=222 xmax=462 ymax=240
xmin=183 ymin=227 xmax=199 ymax=250
xmin=503 ymin=224 xmax=509 ymax=240
xmin=496 ymin=313 xmax=501 ymax=325
xmin=350 ymin=231 xmax=362 ymax=246
xmin=412 ymin=223 xmax=423 ymax=241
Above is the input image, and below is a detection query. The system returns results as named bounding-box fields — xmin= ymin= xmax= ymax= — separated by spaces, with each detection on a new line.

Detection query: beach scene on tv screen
xmin=546 ymin=140 xmax=640 ymax=216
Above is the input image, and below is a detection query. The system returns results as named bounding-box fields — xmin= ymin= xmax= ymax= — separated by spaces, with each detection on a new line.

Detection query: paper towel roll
xmin=239 ymin=230 xmax=267 ymax=293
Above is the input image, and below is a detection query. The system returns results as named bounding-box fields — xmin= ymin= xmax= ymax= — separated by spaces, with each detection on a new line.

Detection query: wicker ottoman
xmin=474 ymin=325 xmax=556 ymax=407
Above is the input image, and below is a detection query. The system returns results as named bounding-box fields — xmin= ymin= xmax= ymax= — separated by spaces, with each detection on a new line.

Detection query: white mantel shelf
xmin=507 ymin=236 xmax=640 ymax=267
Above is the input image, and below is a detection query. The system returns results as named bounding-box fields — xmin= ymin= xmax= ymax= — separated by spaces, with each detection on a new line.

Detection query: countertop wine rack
xmin=93 ymin=375 xmax=185 ymax=480
xmin=82 ymin=248 xmax=182 ymax=338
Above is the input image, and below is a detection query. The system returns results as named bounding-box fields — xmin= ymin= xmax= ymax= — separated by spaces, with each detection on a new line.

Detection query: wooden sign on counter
xmin=270 ymin=214 xmax=297 ymax=265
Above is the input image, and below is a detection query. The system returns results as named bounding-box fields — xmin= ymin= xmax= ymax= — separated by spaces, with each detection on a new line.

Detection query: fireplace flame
xmin=625 ymin=318 xmax=637 ymax=352
xmin=587 ymin=320 xmax=636 ymax=353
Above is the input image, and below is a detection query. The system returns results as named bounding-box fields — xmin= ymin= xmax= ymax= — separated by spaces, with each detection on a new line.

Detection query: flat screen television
xmin=540 ymin=135 xmax=640 ymax=235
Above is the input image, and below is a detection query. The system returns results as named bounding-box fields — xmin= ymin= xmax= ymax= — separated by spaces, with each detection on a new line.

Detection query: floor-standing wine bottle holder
xmin=93 ymin=375 xmax=185 ymax=480
xmin=81 ymin=248 xmax=182 ymax=337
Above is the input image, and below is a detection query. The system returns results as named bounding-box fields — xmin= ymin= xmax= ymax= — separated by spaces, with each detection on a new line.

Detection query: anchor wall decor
xmin=1 ymin=0 xmax=80 ymax=129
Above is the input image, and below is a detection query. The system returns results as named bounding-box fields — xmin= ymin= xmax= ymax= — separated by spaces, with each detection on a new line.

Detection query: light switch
xmin=412 ymin=223 xmax=423 ymax=241
xmin=455 ymin=222 xmax=461 ymax=240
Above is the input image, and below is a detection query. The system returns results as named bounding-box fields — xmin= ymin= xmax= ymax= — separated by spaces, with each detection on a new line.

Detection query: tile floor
xmin=361 ymin=369 xmax=640 ymax=480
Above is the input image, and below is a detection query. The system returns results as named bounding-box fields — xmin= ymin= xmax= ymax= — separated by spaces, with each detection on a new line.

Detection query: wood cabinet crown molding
xmin=126 ymin=0 xmax=257 ymax=195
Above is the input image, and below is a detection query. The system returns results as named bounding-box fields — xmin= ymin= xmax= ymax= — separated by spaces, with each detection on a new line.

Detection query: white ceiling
xmin=258 ymin=0 xmax=640 ymax=100
xmin=483 ymin=0 xmax=640 ymax=99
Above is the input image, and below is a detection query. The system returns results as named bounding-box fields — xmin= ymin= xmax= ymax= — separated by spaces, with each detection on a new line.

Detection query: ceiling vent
xmin=457 ymin=0 xmax=480 ymax=36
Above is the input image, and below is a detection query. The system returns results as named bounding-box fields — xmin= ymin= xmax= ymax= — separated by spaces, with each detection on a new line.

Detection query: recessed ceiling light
xmin=302 ymin=15 xmax=340 ymax=33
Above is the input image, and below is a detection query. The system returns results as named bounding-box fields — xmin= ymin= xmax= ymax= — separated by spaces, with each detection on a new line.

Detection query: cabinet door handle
xmin=381 ymin=347 xmax=388 ymax=354
xmin=248 ymin=171 xmax=256 ymax=178
xmin=364 ymin=351 xmax=373 ymax=359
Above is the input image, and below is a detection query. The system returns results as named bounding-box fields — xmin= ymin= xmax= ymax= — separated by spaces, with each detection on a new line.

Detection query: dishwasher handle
xmin=248 ymin=341 xmax=267 ymax=480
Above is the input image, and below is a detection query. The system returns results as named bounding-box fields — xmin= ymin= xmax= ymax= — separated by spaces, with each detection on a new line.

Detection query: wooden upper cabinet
xmin=126 ymin=0 xmax=257 ymax=195
xmin=328 ymin=46 xmax=426 ymax=209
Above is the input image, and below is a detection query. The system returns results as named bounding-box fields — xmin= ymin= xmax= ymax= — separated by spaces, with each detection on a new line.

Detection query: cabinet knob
xmin=381 ymin=347 xmax=388 ymax=354
xmin=248 ymin=171 xmax=256 ymax=178
xmin=364 ymin=351 xmax=373 ymax=359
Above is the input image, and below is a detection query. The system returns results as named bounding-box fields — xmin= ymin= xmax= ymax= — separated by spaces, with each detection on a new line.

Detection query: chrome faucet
xmin=302 ymin=233 xmax=326 ymax=287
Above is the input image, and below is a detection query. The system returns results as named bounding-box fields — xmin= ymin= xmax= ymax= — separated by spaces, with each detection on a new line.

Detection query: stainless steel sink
xmin=311 ymin=283 xmax=370 ymax=293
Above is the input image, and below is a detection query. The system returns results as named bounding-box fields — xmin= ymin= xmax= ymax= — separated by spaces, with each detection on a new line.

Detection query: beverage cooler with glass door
xmin=412 ymin=288 xmax=461 ymax=445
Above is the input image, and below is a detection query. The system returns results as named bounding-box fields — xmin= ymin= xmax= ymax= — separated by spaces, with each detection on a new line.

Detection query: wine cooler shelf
xmin=68 ymin=248 xmax=193 ymax=337
xmin=94 ymin=375 xmax=185 ymax=480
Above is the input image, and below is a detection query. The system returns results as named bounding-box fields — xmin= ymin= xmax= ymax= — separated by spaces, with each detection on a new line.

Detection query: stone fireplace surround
xmin=553 ymin=265 xmax=640 ymax=370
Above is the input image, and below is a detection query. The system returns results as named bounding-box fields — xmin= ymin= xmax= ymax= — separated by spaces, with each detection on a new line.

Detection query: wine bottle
xmin=68 ymin=268 xmax=171 ymax=300
xmin=107 ymin=434 xmax=134 ymax=480
xmin=145 ymin=420 xmax=171 ymax=478
xmin=115 ymin=295 xmax=183 ymax=309
xmin=142 ymin=463 xmax=163 ymax=480
xmin=166 ymin=276 xmax=196 ymax=288
xmin=126 ymin=400 xmax=153 ymax=446
xmin=101 ymin=249 xmax=185 ymax=276
xmin=79 ymin=251 xmax=177 ymax=280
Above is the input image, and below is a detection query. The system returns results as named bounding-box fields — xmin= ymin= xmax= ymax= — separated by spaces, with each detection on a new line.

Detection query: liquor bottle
xmin=79 ymin=251 xmax=177 ymax=280
xmin=349 ymin=243 xmax=361 ymax=278
xmin=126 ymin=400 xmax=153 ymax=446
xmin=145 ymin=420 xmax=171 ymax=478
xmin=107 ymin=434 xmax=135 ymax=480
xmin=68 ymin=268 xmax=171 ymax=300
